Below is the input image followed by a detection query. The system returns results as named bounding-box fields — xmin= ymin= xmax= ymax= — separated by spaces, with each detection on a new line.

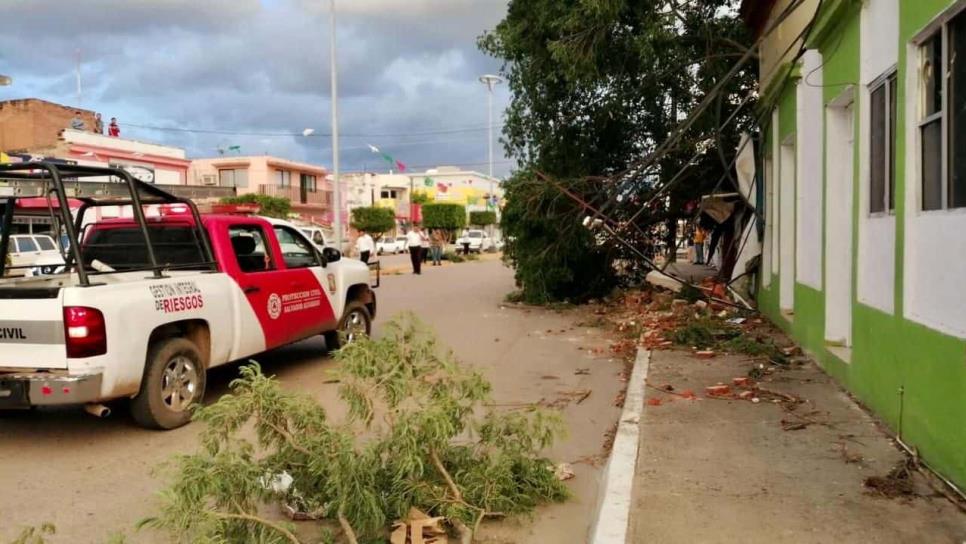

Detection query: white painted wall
xmin=856 ymin=0 xmax=898 ymax=314
xmin=763 ymin=156 xmax=774 ymax=287
xmin=796 ymin=50 xmax=825 ymax=290
xmin=825 ymin=99 xmax=854 ymax=346
xmin=771 ymin=110 xmax=781 ymax=275
xmin=779 ymin=139 xmax=796 ymax=311
xmin=903 ymin=41 xmax=966 ymax=339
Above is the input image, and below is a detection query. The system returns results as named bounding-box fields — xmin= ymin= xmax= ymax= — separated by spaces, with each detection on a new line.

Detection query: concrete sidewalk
xmin=629 ymin=349 xmax=966 ymax=543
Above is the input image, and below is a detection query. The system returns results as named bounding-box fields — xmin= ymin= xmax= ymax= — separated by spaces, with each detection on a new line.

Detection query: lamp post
xmin=478 ymin=74 xmax=502 ymax=206
xmin=329 ymin=0 xmax=343 ymax=250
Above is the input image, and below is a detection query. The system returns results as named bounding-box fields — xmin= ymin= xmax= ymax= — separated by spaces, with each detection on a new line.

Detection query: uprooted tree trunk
xmin=142 ymin=313 xmax=569 ymax=543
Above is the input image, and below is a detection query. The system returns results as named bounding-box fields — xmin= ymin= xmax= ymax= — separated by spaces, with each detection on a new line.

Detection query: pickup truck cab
xmin=0 ymin=163 xmax=376 ymax=429
xmin=456 ymin=229 xmax=492 ymax=253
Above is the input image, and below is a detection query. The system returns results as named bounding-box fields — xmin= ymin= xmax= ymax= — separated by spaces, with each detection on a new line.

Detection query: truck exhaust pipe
xmin=84 ymin=403 xmax=111 ymax=418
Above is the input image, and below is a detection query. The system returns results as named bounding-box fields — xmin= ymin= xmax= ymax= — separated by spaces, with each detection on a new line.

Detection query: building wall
xmin=757 ymin=0 xmax=821 ymax=90
xmin=756 ymin=0 xmax=966 ymax=489
xmin=0 ymin=99 xmax=97 ymax=152
xmin=189 ymin=156 xmax=332 ymax=223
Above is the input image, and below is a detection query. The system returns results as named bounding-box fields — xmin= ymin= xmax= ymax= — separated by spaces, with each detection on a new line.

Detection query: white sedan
xmin=376 ymin=236 xmax=408 ymax=254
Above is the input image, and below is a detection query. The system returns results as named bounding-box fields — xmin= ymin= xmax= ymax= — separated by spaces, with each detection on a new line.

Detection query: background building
xmin=189 ymin=156 xmax=332 ymax=224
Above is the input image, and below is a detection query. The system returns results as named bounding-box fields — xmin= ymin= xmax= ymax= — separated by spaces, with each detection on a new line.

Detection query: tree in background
xmin=220 ymin=193 xmax=291 ymax=219
xmin=479 ymin=0 xmax=756 ymax=303
xmin=350 ymin=206 xmax=396 ymax=237
xmin=411 ymin=191 xmax=432 ymax=205
xmin=422 ymin=203 xmax=466 ymax=243
xmin=468 ymin=210 xmax=497 ymax=228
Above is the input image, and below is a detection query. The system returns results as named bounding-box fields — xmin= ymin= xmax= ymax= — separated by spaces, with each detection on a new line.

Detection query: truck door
xmin=223 ymin=220 xmax=336 ymax=350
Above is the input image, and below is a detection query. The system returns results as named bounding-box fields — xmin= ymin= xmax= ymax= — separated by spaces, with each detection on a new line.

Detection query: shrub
xmin=468 ymin=210 xmax=497 ymax=227
xmin=220 ymin=194 xmax=291 ymax=219
xmin=350 ymin=206 xmax=395 ymax=236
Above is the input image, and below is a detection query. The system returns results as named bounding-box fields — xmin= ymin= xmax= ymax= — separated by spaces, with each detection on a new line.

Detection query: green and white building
xmin=741 ymin=0 xmax=966 ymax=490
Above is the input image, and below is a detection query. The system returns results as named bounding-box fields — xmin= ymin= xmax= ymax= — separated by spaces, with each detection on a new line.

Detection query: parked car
xmin=299 ymin=226 xmax=330 ymax=250
xmin=6 ymin=234 xmax=63 ymax=277
xmin=455 ymin=230 xmax=492 ymax=253
xmin=376 ymin=236 xmax=407 ymax=254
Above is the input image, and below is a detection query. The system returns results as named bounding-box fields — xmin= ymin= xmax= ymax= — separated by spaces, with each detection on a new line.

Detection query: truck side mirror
xmin=322 ymin=247 xmax=341 ymax=263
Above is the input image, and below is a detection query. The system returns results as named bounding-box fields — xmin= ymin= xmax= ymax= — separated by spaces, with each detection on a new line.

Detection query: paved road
xmin=0 ymin=259 xmax=620 ymax=543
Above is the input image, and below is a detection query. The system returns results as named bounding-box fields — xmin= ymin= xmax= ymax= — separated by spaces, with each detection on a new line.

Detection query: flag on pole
xmin=368 ymin=144 xmax=407 ymax=172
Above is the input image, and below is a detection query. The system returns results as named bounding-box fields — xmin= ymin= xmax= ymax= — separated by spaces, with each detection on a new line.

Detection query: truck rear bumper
xmin=0 ymin=372 xmax=103 ymax=408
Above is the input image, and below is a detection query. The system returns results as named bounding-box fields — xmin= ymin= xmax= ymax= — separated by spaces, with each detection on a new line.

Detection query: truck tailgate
xmin=0 ymin=291 xmax=66 ymax=369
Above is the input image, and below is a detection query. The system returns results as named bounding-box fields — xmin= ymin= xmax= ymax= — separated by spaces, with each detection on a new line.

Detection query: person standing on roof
xmin=406 ymin=226 xmax=424 ymax=275
xmin=108 ymin=117 xmax=120 ymax=137
xmin=355 ymin=229 xmax=374 ymax=264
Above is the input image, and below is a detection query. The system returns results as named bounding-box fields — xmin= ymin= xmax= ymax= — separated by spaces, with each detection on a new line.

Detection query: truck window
xmin=15 ymin=237 xmax=38 ymax=253
xmin=273 ymin=225 xmax=321 ymax=269
xmin=228 ymin=225 xmax=274 ymax=273
xmin=83 ymin=226 xmax=206 ymax=271
xmin=34 ymin=236 xmax=56 ymax=251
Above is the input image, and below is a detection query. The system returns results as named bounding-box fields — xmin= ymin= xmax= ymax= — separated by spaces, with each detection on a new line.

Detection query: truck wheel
xmin=324 ymin=301 xmax=372 ymax=351
xmin=131 ymin=338 xmax=206 ymax=430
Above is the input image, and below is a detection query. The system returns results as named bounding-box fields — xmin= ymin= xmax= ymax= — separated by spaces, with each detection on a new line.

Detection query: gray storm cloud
xmin=0 ymin=0 xmax=512 ymax=175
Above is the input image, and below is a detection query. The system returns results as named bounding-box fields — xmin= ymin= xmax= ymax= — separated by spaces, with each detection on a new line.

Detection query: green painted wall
xmin=756 ymin=0 xmax=966 ymax=489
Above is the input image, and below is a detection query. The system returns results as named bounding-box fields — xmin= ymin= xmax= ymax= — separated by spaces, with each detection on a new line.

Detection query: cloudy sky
xmin=0 ymin=0 xmax=514 ymax=177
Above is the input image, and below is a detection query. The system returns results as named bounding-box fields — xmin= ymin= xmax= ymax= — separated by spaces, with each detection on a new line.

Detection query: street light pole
xmin=478 ymin=74 xmax=502 ymax=203
xmin=329 ymin=0 xmax=343 ymax=250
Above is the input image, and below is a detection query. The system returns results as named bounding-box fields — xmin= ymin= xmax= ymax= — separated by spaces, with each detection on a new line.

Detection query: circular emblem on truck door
xmin=267 ymin=293 xmax=282 ymax=320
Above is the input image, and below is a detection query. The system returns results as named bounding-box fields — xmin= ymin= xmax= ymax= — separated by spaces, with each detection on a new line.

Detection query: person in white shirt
xmin=406 ymin=227 xmax=424 ymax=274
xmin=354 ymin=230 xmax=374 ymax=263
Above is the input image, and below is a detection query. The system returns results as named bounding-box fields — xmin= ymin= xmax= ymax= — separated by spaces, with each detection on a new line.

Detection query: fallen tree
xmin=142 ymin=314 xmax=568 ymax=543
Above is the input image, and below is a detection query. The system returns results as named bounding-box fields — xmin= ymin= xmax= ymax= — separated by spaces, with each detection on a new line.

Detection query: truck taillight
xmin=63 ymin=306 xmax=107 ymax=358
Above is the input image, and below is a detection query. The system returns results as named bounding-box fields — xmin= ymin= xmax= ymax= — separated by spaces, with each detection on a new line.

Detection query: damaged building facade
xmin=742 ymin=0 xmax=966 ymax=489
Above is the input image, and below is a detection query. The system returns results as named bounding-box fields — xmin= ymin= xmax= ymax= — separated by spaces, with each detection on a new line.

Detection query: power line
xmin=122 ymin=121 xmax=506 ymax=139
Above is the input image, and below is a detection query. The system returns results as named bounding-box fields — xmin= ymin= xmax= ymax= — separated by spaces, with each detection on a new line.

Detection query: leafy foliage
xmin=421 ymin=203 xmax=467 ymax=231
xmin=479 ymin=0 xmax=756 ymax=302
xmin=500 ymin=170 xmax=617 ymax=304
xmin=220 ymin=194 xmax=292 ymax=219
xmin=145 ymin=315 xmax=567 ymax=543
xmin=468 ymin=210 xmax=497 ymax=227
xmin=8 ymin=524 xmax=55 ymax=544
xmin=411 ymin=191 xmax=432 ymax=205
xmin=350 ymin=206 xmax=396 ymax=236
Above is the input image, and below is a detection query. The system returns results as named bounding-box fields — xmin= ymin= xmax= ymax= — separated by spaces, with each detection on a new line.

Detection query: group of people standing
xmin=406 ymin=226 xmax=446 ymax=274
xmin=354 ymin=226 xmax=446 ymax=275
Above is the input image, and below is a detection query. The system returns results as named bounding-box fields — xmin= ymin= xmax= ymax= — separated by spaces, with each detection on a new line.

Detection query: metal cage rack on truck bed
xmin=0 ymin=162 xmax=216 ymax=285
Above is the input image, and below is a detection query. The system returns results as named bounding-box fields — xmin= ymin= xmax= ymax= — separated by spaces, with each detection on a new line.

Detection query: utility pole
xmin=329 ymin=0 xmax=343 ymax=249
xmin=75 ymin=49 xmax=83 ymax=105
xmin=478 ymin=74 xmax=502 ymax=206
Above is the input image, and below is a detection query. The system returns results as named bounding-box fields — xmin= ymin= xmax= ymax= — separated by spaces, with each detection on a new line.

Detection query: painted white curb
xmin=588 ymin=347 xmax=651 ymax=544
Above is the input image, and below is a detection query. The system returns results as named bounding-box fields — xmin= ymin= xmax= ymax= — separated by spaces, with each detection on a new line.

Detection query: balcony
xmin=258 ymin=184 xmax=332 ymax=207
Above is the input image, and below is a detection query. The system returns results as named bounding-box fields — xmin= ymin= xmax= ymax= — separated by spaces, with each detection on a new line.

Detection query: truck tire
xmin=131 ymin=338 xmax=206 ymax=430
xmin=324 ymin=301 xmax=372 ymax=351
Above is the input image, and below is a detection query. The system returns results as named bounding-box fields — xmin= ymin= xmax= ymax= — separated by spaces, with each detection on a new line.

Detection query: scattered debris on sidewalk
xmin=865 ymin=458 xmax=917 ymax=499
xmin=390 ymin=508 xmax=449 ymax=544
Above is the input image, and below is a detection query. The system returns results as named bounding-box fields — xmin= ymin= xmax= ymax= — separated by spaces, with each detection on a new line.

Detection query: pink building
xmin=189 ymin=156 xmax=333 ymax=224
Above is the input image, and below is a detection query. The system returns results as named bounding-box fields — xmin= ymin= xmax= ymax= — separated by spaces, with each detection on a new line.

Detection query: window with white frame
xmin=919 ymin=10 xmax=966 ymax=210
xmin=380 ymin=189 xmax=398 ymax=199
xmin=870 ymin=70 xmax=897 ymax=213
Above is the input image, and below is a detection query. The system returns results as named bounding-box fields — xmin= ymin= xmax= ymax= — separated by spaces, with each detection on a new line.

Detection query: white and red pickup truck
xmin=0 ymin=163 xmax=376 ymax=429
